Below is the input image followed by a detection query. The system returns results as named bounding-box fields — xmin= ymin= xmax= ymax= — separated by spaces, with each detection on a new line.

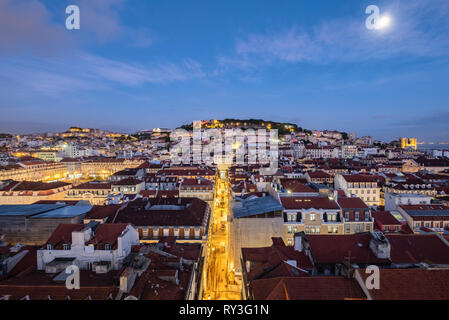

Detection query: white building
xmin=37 ymin=223 xmax=140 ymax=273
xmin=385 ymin=192 xmax=432 ymax=211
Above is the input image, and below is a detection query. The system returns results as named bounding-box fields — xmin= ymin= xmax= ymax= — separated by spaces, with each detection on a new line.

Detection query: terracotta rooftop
xmin=281 ymin=196 xmax=339 ymax=210
xmin=337 ymin=197 xmax=369 ymax=209
xmin=386 ymin=234 xmax=449 ymax=265
xmin=242 ymin=238 xmax=313 ymax=281
xmin=342 ymin=174 xmax=379 ymax=183
xmin=72 ymin=182 xmax=112 ymax=190
xmin=358 ymin=268 xmax=449 ymax=300
xmin=372 ymin=211 xmax=402 ymax=226
xmin=112 ymin=178 xmax=144 ymax=186
xmin=84 ymin=204 xmax=122 ymax=220
xmin=112 ymin=197 xmax=208 ymax=226
xmin=280 ymin=179 xmax=316 ymax=193
xmin=251 ymin=276 xmax=365 ymax=300
xmin=305 ymin=233 xmax=390 ymax=265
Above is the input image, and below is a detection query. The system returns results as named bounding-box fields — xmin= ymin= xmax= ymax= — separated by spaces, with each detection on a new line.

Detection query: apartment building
xmin=179 ymin=178 xmax=214 ymax=202
xmin=334 ymin=174 xmax=381 ymax=206
xmin=336 ymin=196 xmax=374 ymax=234
xmin=397 ymin=204 xmax=449 ymax=234
xmin=280 ymin=196 xmax=343 ymax=245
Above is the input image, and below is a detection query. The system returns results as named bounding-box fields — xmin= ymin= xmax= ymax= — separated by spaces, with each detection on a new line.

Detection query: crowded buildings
xmin=1 ymin=121 xmax=449 ymax=300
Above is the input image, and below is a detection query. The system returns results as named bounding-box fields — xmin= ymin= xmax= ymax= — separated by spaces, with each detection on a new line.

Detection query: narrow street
xmin=202 ymin=165 xmax=241 ymax=300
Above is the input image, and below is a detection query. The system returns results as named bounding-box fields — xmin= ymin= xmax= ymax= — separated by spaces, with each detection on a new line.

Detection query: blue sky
xmin=1 ymin=0 xmax=449 ymax=142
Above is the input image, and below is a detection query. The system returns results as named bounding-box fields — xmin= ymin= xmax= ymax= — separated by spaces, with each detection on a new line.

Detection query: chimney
xmin=369 ymin=231 xmax=390 ymax=259
xmin=120 ymin=267 xmax=136 ymax=293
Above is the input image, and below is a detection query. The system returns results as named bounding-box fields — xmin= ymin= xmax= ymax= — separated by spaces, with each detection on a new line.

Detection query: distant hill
xmin=179 ymin=119 xmax=303 ymax=135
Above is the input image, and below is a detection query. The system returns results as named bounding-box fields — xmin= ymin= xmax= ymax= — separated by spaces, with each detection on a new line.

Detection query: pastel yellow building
xmin=400 ymin=138 xmax=417 ymax=151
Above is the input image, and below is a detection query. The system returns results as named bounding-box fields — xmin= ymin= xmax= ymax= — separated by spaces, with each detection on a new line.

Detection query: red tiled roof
xmin=85 ymin=205 xmax=122 ymax=220
xmin=306 ymin=171 xmax=332 ymax=179
xmin=306 ymin=233 xmax=390 ymax=265
xmin=3 ymin=181 xmax=70 ymax=191
xmin=372 ymin=211 xmax=402 ymax=226
xmin=280 ymin=179 xmax=315 ymax=193
xmin=180 ymin=178 xmax=212 ymax=187
xmin=280 ymin=196 xmax=339 ymax=210
xmin=399 ymin=204 xmax=449 ymax=211
xmin=140 ymin=190 xmax=179 ymax=198
xmin=358 ymin=268 xmax=449 ymax=300
xmin=242 ymin=238 xmax=313 ymax=281
xmin=251 ymin=276 xmax=365 ymax=300
xmin=112 ymin=178 xmax=143 ymax=186
xmin=342 ymin=175 xmax=379 ymax=183
xmin=127 ymin=241 xmax=200 ymax=300
xmin=88 ymin=224 xmax=129 ymax=250
xmin=386 ymin=234 xmax=449 ymax=265
xmin=72 ymin=182 xmax=112 ymax=190
xmin=0 ymin=270 xmax=120 ymax=300
xmin=46 ymin=224 xmax=85 ymax=249
xmin=113 ymin=197 xmax=208 ymax=227
xmin=337 ymin=197 xmax=369 ymax=209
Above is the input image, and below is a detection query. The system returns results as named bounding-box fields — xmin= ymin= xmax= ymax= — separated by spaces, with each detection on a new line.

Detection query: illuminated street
xmin=202 ymin=165 xmax=242 ymax=300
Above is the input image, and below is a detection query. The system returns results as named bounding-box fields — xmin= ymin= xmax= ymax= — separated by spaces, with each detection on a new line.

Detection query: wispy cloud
xmin=0 ymin=0 xmax=204 ymax=95
xmin=0 ymin=0 xmax=155 ymax=55
xmin=0 ymin=53 xmax=205 ymax=96
xmin=0 ymin=0 xmax=70 ymax=56
xmin=223 ymin=0 xmax=449 ymax=69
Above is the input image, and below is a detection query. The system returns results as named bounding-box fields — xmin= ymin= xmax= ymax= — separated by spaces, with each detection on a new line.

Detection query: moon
xmin=376 ymin=15 xmax=392 ymax=30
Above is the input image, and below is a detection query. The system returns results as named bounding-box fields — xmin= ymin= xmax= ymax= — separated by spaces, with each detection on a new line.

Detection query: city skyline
xmin=1 ymin=0 xmax=449 ymax=141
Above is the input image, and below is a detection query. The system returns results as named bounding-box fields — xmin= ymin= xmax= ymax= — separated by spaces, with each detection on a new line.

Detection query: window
xmin=310 ymin=214 xmax=316 ymax=221
xmin=345 ymin=212 xmax=349 ymax=221
xmin=287 ymin=238 xmax=293 ymax=246
xmin=328 ymin=226 xmax=338 ymax=234
xmin=47 ymin=244 xmax=54 ymax=250
xmin=104 ymin=243 xmax=112 ymax=251
xmin=288 ymin=214 xmax=296 ymax=222
xmin=355 ymin=212 xmax=359 ymax=221
xmin=287 ymin=226 xmax=293 ymax=234
xmin=63 ymin=244 xmax=71 ymax=251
